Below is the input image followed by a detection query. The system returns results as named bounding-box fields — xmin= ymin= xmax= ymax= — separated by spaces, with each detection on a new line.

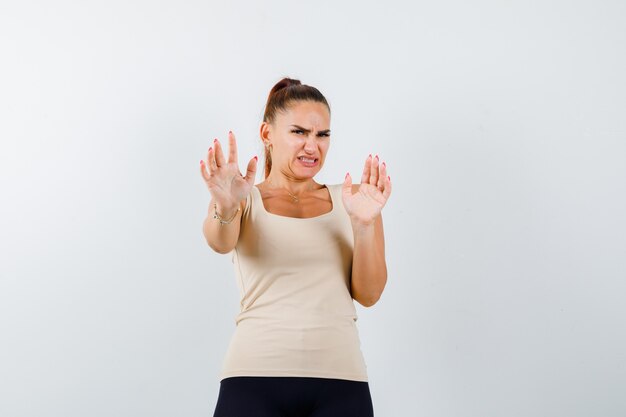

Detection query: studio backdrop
xmin=1 ymin=1 xmax=625 ymax=416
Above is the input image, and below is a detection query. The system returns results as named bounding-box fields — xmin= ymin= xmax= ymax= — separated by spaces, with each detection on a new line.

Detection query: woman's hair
xmin=262 ymin=77 xmax=331 ymax=178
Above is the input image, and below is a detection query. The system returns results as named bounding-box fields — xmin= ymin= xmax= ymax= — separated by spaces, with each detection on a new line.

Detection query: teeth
xmin=299 ymin=157 xmax=315 ymax=163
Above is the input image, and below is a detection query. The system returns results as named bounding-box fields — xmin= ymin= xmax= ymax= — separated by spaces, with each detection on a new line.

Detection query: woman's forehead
xmin=278 ymin=101 xmax=330 ymax=127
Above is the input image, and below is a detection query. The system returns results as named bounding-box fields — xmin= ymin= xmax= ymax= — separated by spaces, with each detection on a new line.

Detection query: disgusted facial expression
xmin=261 ymin=100 xmax=331 ymax=180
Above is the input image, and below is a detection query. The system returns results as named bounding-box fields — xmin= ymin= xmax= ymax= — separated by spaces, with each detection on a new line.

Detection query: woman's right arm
xmin=202 ymin=198 xmax=245 ymax=254
xmin=200 ymin=131 xmax=257 ymax=254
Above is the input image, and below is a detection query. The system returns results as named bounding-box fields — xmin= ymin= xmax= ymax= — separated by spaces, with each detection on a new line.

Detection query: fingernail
xmin=229 ymin=130 xmax=232 ymax=134
xmin=388 ymin=176 xmax=391 ymax=181
xmin=200 ymin=160 xmax=203 ymax=164
xmin=214 ymin=138 xmax=217 ymax=143
xmin=209 ymin=147 xmax=212 ymax=152
xmin=254 ymin=156 xmax=258 ymax=161
xmin=375 ymin=155 xmax=379 ymax=161
xmin=345 ymin=172 xmax=350 ymax=178
xmin=368 ymin=154 xmax=372 ymax=158
xmin=382 ymin=162 xmax=386 ymax=168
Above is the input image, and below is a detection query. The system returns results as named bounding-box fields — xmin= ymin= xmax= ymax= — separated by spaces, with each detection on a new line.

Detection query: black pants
xmin=213 ymin=376 xmax=374 ymax=417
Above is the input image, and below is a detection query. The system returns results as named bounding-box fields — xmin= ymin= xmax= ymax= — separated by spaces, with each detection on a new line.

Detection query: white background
xmin=1 ymin=1 xmax=625 ymax=416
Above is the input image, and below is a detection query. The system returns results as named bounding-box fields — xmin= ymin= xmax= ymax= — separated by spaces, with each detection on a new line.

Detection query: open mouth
xmin=297 ymin=156 xmax=318 ymax=164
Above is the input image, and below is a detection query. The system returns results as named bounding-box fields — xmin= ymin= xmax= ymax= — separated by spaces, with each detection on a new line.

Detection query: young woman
xmin=200 ymin=77 xmax=392 ymax=417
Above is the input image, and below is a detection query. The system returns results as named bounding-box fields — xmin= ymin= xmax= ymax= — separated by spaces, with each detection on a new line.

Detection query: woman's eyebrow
xmin=290 ymin=124 xmax=331 ymax=134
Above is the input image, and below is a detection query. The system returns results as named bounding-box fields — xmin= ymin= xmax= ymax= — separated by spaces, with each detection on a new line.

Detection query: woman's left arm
xmin=342 ymin=154 xmax=392 ymax=307
xmin=350 ymin=212 xmax=387 ymax=307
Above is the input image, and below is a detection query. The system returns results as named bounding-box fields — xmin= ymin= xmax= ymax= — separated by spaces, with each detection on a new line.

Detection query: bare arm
xmin=350 ymin=212 xmax=387 ymax=307
xmin=202 ymin=198 xmax=245 ymax=254
xmin=342 ymin=154 xmax=392 ymax=307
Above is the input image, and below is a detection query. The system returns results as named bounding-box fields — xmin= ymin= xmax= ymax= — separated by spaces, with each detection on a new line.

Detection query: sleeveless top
xmin=218 ymin=183 xmax=369 ymax=382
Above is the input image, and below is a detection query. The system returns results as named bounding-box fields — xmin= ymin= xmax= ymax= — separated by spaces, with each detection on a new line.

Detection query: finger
xmin=377 ymin=161 xmax=387 ymax=191
xmin=207 ymin=146 xmax=217 ymax=174
xmin=342 ymin=172 xmax=352 ymax=200
xmin=207 ymin=143 xmax=216 ymax=169
xmin=214 ymin=138 xmax=226 ymax=167
xmin=244 ymin=156 xmax=258 ymax=186
xmin=369 ymin=154 xmax=380 ymax=185
xmin=228 ymin=131 xmax=238 ymax=164
xmin=361 ymin=154 xmax=372 ymax=184
xmin=200 ymin=160 xmax=210 ymax=181
xmin=382 ymin=175 xmax=392 ymax=200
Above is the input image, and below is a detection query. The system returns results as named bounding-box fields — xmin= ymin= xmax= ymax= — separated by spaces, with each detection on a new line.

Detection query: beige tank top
xmin=218 ymin=183 xmax=368 ymax=382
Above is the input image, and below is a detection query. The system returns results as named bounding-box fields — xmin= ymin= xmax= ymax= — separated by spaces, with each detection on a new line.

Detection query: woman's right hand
xmin=200 ymin=131 xmax=258 ymax=211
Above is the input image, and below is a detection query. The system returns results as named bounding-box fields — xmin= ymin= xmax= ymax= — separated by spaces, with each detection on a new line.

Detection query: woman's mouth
xmin=297 ymin=156 xmax=319 ymax=167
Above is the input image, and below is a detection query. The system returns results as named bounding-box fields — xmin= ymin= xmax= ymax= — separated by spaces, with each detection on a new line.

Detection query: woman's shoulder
xmin=325 ymin=183 xmax=359 ymax=193
xmin=324 ymin=183 xmax=347 ymax=198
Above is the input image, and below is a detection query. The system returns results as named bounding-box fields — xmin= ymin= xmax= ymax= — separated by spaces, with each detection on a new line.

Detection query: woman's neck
xmin=263 ymin=172 xmax=319 ymax=195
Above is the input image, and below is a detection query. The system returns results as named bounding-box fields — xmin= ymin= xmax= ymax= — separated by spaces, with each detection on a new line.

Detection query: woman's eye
xmin=291 ymin=129 xmax=329 ymax=137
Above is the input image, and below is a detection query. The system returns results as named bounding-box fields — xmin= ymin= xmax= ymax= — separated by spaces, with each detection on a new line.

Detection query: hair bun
xmin=269 ymin=77 xmax=301 ymax=96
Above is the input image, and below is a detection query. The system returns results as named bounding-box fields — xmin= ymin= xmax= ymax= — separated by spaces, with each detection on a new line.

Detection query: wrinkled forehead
xmin=275 ymin=100 xmax=330 ymax=129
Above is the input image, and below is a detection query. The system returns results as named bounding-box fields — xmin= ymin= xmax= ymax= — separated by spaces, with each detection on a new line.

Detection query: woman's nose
xmin=303 ymin=134 xmax=317 ymax=152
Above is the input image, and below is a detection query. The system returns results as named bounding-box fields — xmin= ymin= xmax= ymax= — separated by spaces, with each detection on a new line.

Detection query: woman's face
xmin=261 ymin=100 xmax=331 ymax=180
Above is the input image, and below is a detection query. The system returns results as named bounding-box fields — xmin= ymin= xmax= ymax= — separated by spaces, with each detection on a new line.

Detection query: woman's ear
xmin=259 ymin=122 xmax=270 ymax=142
xmin=259 ymin=122 xmax=273 ymax=149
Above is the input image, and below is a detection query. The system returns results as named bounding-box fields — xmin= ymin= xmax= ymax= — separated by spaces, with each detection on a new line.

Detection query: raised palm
xmin=200 ymin=131 xmax=258 ymax=209
xmin=342 ymin=154 xmax=392 ymax=225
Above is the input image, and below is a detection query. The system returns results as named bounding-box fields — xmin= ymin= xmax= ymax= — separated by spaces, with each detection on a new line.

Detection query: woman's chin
xmin=298 ymin=167 xmax=321 ymax=179
xmin=291 ymin=163 xmax=322 ymax=177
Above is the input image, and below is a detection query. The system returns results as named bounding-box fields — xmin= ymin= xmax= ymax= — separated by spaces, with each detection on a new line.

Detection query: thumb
xmin=244 ymin=156 xmax=258 ymax=186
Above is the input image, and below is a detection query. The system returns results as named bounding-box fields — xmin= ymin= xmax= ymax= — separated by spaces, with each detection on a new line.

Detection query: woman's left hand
xmin=342 ymin=154 xmax=392 ymax=226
